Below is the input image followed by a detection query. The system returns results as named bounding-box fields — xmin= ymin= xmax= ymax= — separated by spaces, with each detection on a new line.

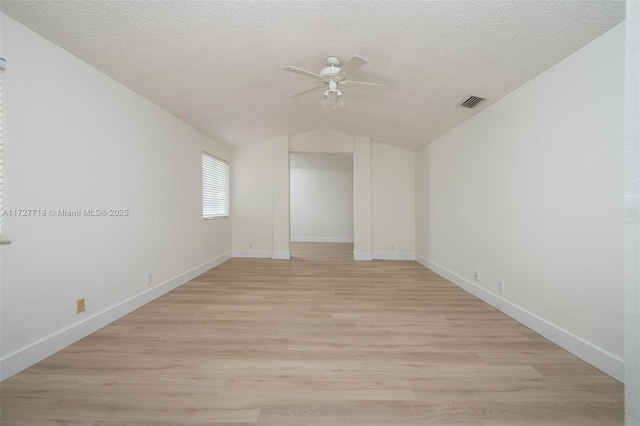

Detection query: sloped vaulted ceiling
xmin=0 ymin=1 xmax=625 ymax=151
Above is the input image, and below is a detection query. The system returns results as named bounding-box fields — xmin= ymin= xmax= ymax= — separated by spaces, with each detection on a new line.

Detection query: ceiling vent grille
xmin=460 ymin=96 xmax=486 ymax=109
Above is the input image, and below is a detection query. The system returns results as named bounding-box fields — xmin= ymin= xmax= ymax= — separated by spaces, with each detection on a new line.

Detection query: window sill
xmin=204 ymin=216 xmax=230 ymax=221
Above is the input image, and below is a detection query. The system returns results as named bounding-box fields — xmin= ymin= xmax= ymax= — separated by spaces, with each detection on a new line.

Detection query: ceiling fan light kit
xmin=322 ymin=78 xmax=345 ymax=109
xmin=284 ymin=55 xmax=384 ymax=109
xmin=321 ymin=89 xmax=345 ymax=109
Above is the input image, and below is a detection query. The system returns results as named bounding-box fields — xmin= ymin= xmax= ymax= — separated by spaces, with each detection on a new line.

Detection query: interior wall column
xmin=353 ymin=136 xmax=372 ymax=260
xmin=272 ymin=136 xmax=290 ymax=259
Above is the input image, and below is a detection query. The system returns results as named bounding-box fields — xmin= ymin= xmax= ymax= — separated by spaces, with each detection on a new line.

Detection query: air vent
xmin=460 ymin=96 xmax=486 ymax=109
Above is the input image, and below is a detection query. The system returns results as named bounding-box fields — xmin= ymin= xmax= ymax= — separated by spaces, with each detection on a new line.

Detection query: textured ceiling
xmin=0 ymin=1 xmax=625 ymax=151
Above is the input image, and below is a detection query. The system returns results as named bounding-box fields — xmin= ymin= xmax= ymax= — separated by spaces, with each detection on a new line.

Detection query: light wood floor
xmin=1 ymin=243 xmax=623 ymax=425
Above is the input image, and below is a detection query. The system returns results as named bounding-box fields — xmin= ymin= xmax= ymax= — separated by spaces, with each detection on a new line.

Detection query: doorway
xmin=289 ymin=152 xmax=354 ymax=259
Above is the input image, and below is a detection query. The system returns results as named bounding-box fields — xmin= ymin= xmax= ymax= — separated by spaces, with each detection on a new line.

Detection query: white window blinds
xmin=202 ymin=151 xmax=229 ymax=218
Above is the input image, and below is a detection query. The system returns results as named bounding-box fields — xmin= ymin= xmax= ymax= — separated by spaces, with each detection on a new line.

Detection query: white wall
xmin=231 ymin=140 xmax=273 ymax=257
xmin=290 ymin=167 xmax=354 ymax=242
xmin=233 ymin=130 xmax=373 ymax=259
xmin=0 ymin=14 xmax=231 ymax=379
xmin=624 ymin=1 xmax=640 ymax=421
xmin=371 ymin=142 xmax=415 ymax=260
xmin=235 ymin=130 xmax=416 ymax=262
xmin=415 ymin=24 xmax=625 ymax=380
xmin=289 ymin=129 xmax=355 ymax=153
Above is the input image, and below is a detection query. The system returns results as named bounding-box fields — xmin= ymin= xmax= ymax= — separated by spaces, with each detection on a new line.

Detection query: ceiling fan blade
xmin=336 ymin=55 xmax=367 ymax=79
xmin=340 ymin=80 xmax=386 ymax=88
xmin=288 ymin=84 xmax=326 ymax=99
xmin=284 ymin=66 xmax=327 ymax=82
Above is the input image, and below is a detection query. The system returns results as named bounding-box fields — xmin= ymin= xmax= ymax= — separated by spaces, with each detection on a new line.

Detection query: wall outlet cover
xmin=76 ymin=298 xmax=85 ymax=314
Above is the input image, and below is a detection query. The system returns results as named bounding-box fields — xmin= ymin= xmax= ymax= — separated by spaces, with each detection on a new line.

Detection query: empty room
xmin=1 ymin=1 xmax=638 ymax=425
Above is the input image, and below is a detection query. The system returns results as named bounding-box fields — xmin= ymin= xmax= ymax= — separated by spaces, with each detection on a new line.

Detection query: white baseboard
xmin=291 ymin=236 xmax=354 ymax=243
xmin=353 ymin=251 xmax=373 ymax=261
xmin=232 ymin=250 xmax=273 ymax=258
xmin=272 ymin=251 xmax=291 ymax=260
xmin=414 ymin=255 xmax=624 ymax=382
xmin=232 ymin=250 xmax=290 ymax=260
xmin=373 ymin=251 xmax=415 ymax=261
xmin=0 ymin=251 xmax=232 ymax=382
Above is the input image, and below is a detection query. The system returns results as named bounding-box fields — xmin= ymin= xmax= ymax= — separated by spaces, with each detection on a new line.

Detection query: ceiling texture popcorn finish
xmin=0 ymin=1 xmax=624 ymax=151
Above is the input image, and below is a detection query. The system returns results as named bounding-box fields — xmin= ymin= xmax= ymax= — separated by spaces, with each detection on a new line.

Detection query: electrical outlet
xmin=473 ymin=272 xmax=480 ymax=281
xmin=249 ymin=241 xmax=253 ymax=248
xmin=391 ymin=244 xmax=395 ymax=251
xmin=76 ymin=298 xmax=85 ymax=314
xmin=498 ymin=280 xmax=505 ymax=293
xmin=146 ymin=272 xmax=153 ymax=284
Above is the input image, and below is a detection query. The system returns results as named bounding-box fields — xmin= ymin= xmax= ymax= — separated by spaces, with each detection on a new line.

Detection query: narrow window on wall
xmin=0 ymin=58 xmax=8 ymax=242
xmin=202 ymin=151 xmax=229 ymax=219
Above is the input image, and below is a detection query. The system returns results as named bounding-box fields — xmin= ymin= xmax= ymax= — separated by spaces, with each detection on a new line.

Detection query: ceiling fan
xmin=284 ymin=55 xmax=385 ymax=108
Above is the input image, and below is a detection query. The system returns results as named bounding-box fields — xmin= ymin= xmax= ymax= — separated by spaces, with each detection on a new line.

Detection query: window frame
xmin=202 ymin=151 xmax=230 ymax=220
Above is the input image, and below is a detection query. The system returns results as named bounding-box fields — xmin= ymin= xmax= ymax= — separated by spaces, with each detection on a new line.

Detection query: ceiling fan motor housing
xmin=320 ymin=56 xmax=342 ymax=79
xmin=320 ymin=67 xmax=341 ymax=79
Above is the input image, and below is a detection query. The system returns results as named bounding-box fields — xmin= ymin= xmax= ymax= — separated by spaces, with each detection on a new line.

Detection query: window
xmin=202 ymin=151 xmax=229 ymax=219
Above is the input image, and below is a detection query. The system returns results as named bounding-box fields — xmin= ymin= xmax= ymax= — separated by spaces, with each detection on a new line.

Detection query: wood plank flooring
xmin=0 ymin=243 xmax=624 ymax=425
